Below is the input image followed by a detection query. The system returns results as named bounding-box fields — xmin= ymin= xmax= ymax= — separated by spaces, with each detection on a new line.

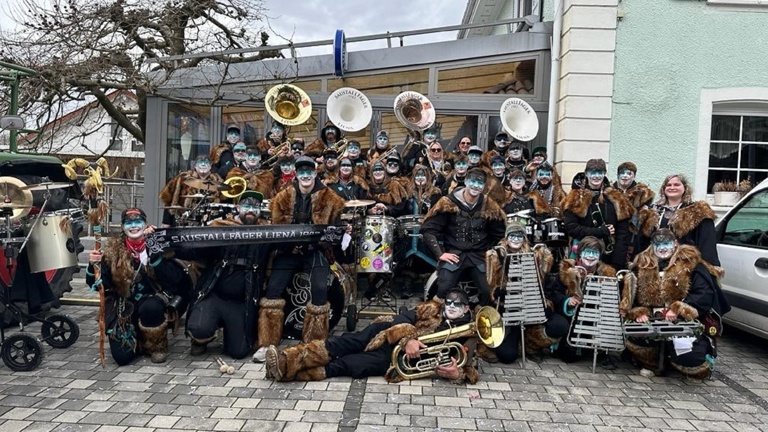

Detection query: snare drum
xmin=396 ymin=215 xmax=423 ymax=237
xmin=356 ymin=215 xmax=396 ymax=273
xmin=26 ymin=209 xmax=79 ymax=273
xmin=542 ymin=217 xmax=567 ymax=246
xmin=282 ymin=272 xmax=345 ymax=340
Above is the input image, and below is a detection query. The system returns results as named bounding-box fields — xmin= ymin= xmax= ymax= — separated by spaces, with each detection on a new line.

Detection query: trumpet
xmin=370 ymin=145 xmax=399 ymax=165
xmin=262 ymin=140 xmax=292 ymax=168
xmin=390 ymin=306 xmax=504 ymax=380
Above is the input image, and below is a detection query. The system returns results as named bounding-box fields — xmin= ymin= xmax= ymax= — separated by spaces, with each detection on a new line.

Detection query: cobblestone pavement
xmin=1 ymin=280 xmax=767 ymax=432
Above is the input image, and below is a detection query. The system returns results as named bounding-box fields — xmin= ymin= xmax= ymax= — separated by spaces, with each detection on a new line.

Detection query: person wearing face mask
xmin=442 ymin=154 xmax=470 ymax=196
xmin=524 ymin=146 xmax=548 ymax=181
xmin=264 ymin=288 xmax=479 ymax=384
xmin=503 ymin=168 xmax=534 ymax=215
xmin=225 ymin=146 xmax=276 ymax=200
xmin=182 ymin=191 xmax=272 ymax=359
xmin=271 ymin=156 xmax=296 ymax=195
xmin=421 ymin=168 xmax=506 ymax=306
xmin=257 ymin=122 xmax=288 ymax=157
xmin=326 ymin=156 xmax=370 ymax=200
xmin=366 ymin=160 xmax=408 ymax=218
xmin=290 ymin=139 xmax=305 ymax=158
xmin=562 ymin=159 xmax=633 ymax=270
xmin=86 ymin=208 xmax=189 ymax=365
xmin=159 ymin=155 xmax=224 ymax=227
xmin=344 ymin=140 xmax=368 ymax=177
xmin=306 ymin=122 xmax=342 ymax=160
xmin=253 ymin=157 xmax=347 ymax=361
xmin=210 ymin=124 xmax=242 ymax=178
xmin=505 ymin=140 xmax=528 ymax=172
xmin=621 ymin=229 xmax=729 ymax=379
xmin=611 ymin=162 xmax=654 ymax=262
xmin=466 ymin=145 xmax=483 ymax=169
xmin=401 ymin=129 xmax=430 ymax=176
xmin=317 ymin=148 xmax=340 ymax=183
xmin=546 ymin=236 xmax=618 ymax=364
xmin=527 ymin=161 xmax=565 ymax=220
xmin=484 ymin=223 xmax=561 ymax=363
xmin=636 ymin=174 xmax=720 ymax=267
xmin=382 ymin=152 xmax=410 ymax=193
xmin=396 ymin=165 xmax=443 ymax=298
xmin=367 ymin=131 xmax=391 ymax=164
xmin=481 ymin=132 xmax=512 ymax=168
xmin=489 ymin=155 xmax=509 ymax=188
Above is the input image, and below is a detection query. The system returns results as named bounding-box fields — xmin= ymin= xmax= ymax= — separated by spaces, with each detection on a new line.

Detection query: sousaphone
xmin=393 ymin=91 xmax=435 ymax=131
xmin=500 ymin=97 xmax=539 ymax=142
xmin=326 ymin=87 xmax=373 ymax=132
xmin=265 ymin=84 xmax=313 ymax=126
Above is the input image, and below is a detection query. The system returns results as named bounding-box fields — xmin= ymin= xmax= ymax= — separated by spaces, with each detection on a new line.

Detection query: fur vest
xmin=159 ymin=171 xmax=223 ymax=208
xmin=638 ymin=200 xmax=716 ymax=239
xmin=103 ymin=237 xmax=156 ymax=299
xmin=486 ymin=244 xmax=553 ymax=303
xmin=614 ymin=181 xmax=655 ymax=210
xmin=558 ymin=258 xmax=617 ymax=299
xmin=369 ymin=178 xmax=408 ymax=206
xmin=622 ymin=245 xmax=722 ymax=321
xmin=561 ymin=187 xmax=634 ymax=222
xmin=304 ymin=138 xmax=327 ymax=158
xmin=209 ymin=143 xmax=230 ymax=165
xmin=270 ymin=185 xmax=345 ymax=225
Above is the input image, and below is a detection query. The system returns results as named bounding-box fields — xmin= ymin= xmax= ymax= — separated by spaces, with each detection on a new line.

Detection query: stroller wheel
xmin=41 ymin=314 xmax=80 ymax=348
xmin=346 ymin=305 xmax=357 ymax=332
xmin=2 ymin=333 xmax=44 ymax=372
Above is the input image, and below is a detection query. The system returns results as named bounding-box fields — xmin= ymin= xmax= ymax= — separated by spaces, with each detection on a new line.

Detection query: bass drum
xmin=26 ymin=209 xmax=82 ymax=273
xmin=282 ymin=273 xmax=345 ymax=340
xmin=356 ymin=215 xmax=396 ymax=273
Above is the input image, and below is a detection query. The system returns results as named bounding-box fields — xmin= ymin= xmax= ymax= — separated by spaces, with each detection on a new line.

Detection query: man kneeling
xmin=265 ymin=288 xmax=480 ymax=384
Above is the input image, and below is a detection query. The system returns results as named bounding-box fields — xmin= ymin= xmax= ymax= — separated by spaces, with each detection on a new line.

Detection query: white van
xmin=715 ymin=178 xmax=768 ymax=339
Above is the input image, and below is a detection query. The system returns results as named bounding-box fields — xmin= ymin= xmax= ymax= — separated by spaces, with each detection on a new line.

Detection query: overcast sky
xmin=0 ymin=0 xmax=469 ymax=57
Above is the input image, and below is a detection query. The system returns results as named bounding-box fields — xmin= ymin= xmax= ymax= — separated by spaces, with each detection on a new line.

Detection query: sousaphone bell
xmin=327 ymin=87 xmax=373 ymax=133
xmin=265 ymin=84 xmax=313 ymax=126
xmin=393 ymin=91 xmax=435 ymax=131
xmin=499 ymin=97 xmax=539 ymax=142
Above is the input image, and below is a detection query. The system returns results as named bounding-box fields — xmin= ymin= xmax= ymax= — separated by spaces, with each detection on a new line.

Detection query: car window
xmin=721 ymin=189 xmax=768 ymax=249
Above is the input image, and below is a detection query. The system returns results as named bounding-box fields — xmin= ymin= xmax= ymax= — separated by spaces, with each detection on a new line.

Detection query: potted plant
xmin=712 ymin=180 xmax=740 ymax=206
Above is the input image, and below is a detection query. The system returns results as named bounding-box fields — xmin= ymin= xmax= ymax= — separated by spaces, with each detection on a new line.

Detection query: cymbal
xmin=21 ymin=181 xmax=72 ymax=191
xmin=183 ymin=177 xmax=230 ymax=192
xmin=180 ymin=194 xmax=206 ymax=199
xmin=0 ymin=203 xmax=33 ymax=209
xmin=344 ymin=199 xmax=376 ymax=208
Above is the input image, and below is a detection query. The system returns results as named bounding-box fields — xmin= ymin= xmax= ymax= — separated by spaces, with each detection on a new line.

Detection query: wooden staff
xmin=87 ymin=199 xmax=109 ymax=367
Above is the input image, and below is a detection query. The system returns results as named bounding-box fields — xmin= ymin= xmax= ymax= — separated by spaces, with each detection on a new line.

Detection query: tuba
xmin=327 ymin=87 xmax=373 ymax=133
xmin=393 ymin=91 xmax=435 ymax=132
xmin=499 ymin=98 xmax=539 ymax=142
xmin=221 ymin=176 xmax=247 ymax=199
xmin=265 ymin=84 xmax=312 ymax=126
xmin=390 ymin=306 xmax=505 ymax=380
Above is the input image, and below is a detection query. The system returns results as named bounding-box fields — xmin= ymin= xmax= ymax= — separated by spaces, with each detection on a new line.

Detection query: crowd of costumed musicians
xmin=81 ymin=84 xmax=729 ymax=384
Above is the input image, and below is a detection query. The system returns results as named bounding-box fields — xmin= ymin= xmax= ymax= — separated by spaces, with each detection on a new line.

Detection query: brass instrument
xmin=370 ymin=145 xmax=399 ymax=165
xmin=264 ymin=84 xmax=312 ymax=127
xmin=499 ymin=98 xmax=539 ymax=142
xmin=390 ymin=306 xmax=504 ymax=380
xmin=327 ymin=87 xmax=372 ymax=133
xmin=262 ymin=140 xmax=292 ymax=168
xmin=221 ymin=176 xmax=247 ymax=199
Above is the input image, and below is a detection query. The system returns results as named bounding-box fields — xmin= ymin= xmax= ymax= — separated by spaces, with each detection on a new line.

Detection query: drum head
xmin=282 ymin=273 xmax=344 ymax=340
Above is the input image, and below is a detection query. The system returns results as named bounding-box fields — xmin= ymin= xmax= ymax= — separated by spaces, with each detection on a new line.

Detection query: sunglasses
xmin=446 ymin=299 xmax=465 ymax=308
xmin=430 ymin=148 xmax=442 ymax=153
xmin=459 ymin=141 xmax=471 ymax=145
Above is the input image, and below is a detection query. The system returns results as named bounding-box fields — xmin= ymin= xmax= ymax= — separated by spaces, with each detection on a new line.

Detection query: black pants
xmin=266 ymin=250 xmax=330 ymax=305
xmin=108 ymin=295 xmax=166 ymax=366
xmin=324 ymin=321 xmax=393 ymax=379
xmin=436 ymin=264 xmax=491 ymax=306
xmin=186 ymin=293 xmax=255 ymax=359
xmin=495 ymin=325 xmax=521 ymax=364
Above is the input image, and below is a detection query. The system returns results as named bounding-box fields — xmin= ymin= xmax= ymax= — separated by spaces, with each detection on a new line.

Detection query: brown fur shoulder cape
xmin=558 ymin=258 xmax=617 ymax=298
xmin=561 ymin=186 xmax=634 ymax=222
xmin=270 ymin=185 xmax=345 ymax=225
xmin=103 ymin=237 xmax=156 ymax=299
xmin=424 ymin=192 xmax=505 ymax=223
xmin=624 ymin=244 xmax=722 ymax=321
xmin=638 ymin=200 xmax=716 ymax=238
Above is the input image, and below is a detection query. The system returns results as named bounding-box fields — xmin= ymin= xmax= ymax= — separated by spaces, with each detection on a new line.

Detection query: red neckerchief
xmin=125 ymin=237 xmax=146 ymax=262
xmin=281 ymin=172 xmax=295 ymax=183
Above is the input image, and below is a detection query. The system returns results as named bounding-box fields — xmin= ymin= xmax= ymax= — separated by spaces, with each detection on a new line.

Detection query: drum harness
xmin=201 ymin=245 xmax=262 ymax=305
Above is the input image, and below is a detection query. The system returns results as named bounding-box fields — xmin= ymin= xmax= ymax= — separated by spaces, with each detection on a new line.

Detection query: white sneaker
xmin=640 ymin=368 xmax=655 ymax=378
xmin=253 ymin=346 xmax=268 ymax=363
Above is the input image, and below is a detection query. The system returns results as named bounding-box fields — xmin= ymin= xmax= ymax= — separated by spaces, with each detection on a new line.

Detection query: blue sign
xmin=333 ymin=29 xmax=347 ymax=77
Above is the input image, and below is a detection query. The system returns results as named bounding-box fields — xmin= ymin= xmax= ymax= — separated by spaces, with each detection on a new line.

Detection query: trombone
xmin=262 ymin=140 xmax=292 ymax=168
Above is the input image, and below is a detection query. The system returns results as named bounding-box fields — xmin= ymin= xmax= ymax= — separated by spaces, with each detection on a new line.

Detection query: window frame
xmin=708 ymin=113 xmax=768 ymax=192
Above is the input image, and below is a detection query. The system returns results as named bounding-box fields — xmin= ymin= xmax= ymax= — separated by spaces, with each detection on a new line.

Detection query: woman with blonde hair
xmin=637 ymin=174 xmax=720 ymax=266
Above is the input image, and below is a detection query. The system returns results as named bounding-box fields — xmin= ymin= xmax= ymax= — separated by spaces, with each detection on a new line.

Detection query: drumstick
xmin=214 ymin=357 xmax=235 ymax=374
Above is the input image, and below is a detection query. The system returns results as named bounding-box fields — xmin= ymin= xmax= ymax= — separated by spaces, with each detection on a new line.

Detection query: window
xmin=131 ymin=139 xmax=144 ymax=152
xmin=437 ymin=59 xmax=536 ymax=96
xmin=327 ymin=69 xmax=428 ymax=95
xmin=708 ymin=114 xmax=768 ymax=194
xmin=109 ymin=122 xmax=123 ymax=151
xmin=721 ymin=188 xmax=768 ymax=248
xmin=167 ymin=103 xmax=211 ymax=180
